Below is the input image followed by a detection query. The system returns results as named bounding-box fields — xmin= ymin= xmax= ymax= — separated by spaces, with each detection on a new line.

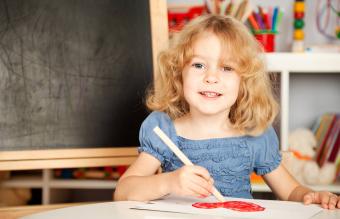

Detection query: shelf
xmin=49 ymin=179 xmax=117 ymax=189
xmin=0 ymin=176 xmax=43 ymax=188
xmin=266 ymin=53 xmax=340 ymax=72
xmin=252 ymin=183 xmax=340 ymax=194
xmin=0 ymin=175 xmax=117 ymax=189
xmin=264 ymin=52 xmax=340 ymax=151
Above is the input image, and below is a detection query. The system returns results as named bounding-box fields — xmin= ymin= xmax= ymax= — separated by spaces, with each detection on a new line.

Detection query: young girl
xmin=114 ymin=15 xmax=340 ymax=209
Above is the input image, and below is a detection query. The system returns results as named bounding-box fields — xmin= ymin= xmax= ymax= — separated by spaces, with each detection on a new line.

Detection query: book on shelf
xmin=328 ymin=133 xmax=340 ymax=163
xmin=319 ymin=116 xmax=340 ymax=166
xmin=311 ymin=116 xmax=322 ymax=133
xmin=314 ymin=114 xmax=337 ymax=166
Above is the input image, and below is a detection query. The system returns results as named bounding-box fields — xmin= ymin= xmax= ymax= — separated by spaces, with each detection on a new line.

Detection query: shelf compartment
xmin=49 ymin=179 xmax=117 ymax=189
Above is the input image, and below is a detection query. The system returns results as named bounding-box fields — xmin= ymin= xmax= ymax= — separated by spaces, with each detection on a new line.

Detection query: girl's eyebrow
xmin=192 ymin=54 xmax=235 ymax=63
xmin=191 ymin=54 xmax=237 ymax=67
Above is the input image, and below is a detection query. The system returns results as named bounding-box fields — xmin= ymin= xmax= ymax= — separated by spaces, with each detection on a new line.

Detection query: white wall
xmin=289 ymin=73 xmax=340 ymax=130
xmin=167 ymin=0 xmax=340 ymax=52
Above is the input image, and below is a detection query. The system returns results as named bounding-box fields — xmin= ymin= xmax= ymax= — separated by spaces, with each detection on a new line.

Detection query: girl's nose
xmin=204 ymin=71 xmax=219 ymax=84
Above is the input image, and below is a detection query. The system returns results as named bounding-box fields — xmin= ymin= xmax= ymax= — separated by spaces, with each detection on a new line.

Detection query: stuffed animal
xmin=282 ymin=128 xmax=336 ymax=185
xmin=0 ymin=188 xmax=31 ymax=206
xmin=0 ymin=171 xmax=31 ymax=206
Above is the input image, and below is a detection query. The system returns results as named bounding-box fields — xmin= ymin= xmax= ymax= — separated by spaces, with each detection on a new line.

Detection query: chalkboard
xmin=0 ymin=0 xmax=153 ymax=151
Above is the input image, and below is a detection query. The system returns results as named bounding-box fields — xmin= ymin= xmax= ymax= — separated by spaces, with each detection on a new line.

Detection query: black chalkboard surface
xmin=0 ymin=0 xmax=153 ymax=150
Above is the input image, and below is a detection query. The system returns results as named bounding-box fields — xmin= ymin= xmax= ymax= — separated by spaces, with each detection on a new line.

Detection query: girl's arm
xmin=114 ymin=152 xmax=169 ymax=201
xmin=263 ymin=163 xmax=340 ymax=209
xmin=114 ymin=152 xmax=213 ymax=201
xmin=262 ymin=163 xmax=301 ymax=201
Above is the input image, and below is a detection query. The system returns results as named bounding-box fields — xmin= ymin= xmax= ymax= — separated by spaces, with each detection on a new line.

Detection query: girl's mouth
xmin=199 ymin=91 xmax=222 ymax=98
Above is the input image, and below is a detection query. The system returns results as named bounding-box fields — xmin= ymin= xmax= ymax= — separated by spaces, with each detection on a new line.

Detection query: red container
xmin=254 ymin=33 xmax=276 ymax=52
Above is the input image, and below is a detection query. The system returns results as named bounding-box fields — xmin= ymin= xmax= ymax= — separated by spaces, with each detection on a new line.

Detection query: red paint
xmin=192 ymin=201 xmax=265 ymax=212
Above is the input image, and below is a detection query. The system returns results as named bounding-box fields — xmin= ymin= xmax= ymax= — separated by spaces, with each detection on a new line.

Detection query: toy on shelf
xmin=54 ymin=166 xmax=128 ymax=180
xmin=205 ymin=0 xmax=252 ymax=22
xmin=168 ymin=6 xmax=205 ymax=33
xmin=247 ymin=5 xmax=283 ymax=52
xmin=292 ymin=0 xmax=305 ymax=52
xmin=250 ymin=172 xmax=265 ymax=185
xmin=282 ymin=128 xmax=337 ymax=185
xmin=316 ymin=0 xmax=340 ymax=40
xmin=167 ymin=0 xmax=252 ymax=35
xmin=0 ymin=171 xmax=31 ymax=206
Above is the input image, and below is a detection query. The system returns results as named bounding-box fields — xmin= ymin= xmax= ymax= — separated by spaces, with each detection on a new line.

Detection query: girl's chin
xmin=192 ymin=108 xmax=229 ymax=116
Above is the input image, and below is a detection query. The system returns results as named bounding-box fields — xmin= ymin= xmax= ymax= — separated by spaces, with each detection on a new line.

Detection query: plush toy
xmin=0 ymin=188 xmax=31 ymax=207
xmin=0 ymin=171 xmax=31 ymax=206
xmin=282 ymin=128 xmax=336 ymax=185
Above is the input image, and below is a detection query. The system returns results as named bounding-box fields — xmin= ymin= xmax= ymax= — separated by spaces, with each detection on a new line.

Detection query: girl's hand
xmin=169 ymin=165 xmax=214 ymax=198
xmin=303 ymin=191 xmax=340 ymax=209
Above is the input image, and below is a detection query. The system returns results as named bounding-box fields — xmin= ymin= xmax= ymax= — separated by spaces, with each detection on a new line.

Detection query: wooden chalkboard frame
xmin=0 ymin=0 xmax=169 ymax=171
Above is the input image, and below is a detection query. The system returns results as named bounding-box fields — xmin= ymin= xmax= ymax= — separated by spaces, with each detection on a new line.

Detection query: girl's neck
xmin=174 ymin=112 xmax=242 ymax=140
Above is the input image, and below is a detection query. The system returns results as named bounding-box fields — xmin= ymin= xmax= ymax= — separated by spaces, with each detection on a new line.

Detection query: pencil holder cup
xmin=254 ymin=32 xmax=276 ymax=52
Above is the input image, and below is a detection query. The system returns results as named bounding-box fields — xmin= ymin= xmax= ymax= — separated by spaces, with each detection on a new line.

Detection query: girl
xmin=114 ymin=15 xmax=340 ymax=209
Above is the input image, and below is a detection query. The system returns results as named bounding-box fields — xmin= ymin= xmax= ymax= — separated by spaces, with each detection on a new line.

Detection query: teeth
xmin=200 ymin=91 xmax=220 ymax=97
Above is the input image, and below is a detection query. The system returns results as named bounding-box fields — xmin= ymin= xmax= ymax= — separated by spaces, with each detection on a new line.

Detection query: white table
xmin=21 ymin=201 xmax=340 ymax=219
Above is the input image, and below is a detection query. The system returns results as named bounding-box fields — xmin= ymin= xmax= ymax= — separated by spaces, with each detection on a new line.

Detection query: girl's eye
xmin=222 ymin=66 xmax=234 ymax=72
xmin=192 ymin=63 xmax=205 ymax=69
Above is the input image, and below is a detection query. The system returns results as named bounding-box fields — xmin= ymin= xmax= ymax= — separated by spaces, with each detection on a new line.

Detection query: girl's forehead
xmin=189 ymin=41 xmax=236 ymax=63
xmin=188 ymin=34 xmax=237 ymax=63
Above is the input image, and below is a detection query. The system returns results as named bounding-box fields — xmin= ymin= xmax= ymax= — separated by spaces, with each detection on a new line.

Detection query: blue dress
xmin=138 ymin=111 xmax=281 ymax=199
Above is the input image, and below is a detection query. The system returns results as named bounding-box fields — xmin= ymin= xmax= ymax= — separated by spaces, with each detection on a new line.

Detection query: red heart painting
xmin=192 ymin=201 xmax=265 ymax=212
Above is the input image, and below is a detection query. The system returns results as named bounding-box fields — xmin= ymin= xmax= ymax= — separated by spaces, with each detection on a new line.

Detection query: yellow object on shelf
xmin=294 ymin=29 xmax=304 ymax=40
xmin=250 ymin=172 xmax=265 ymax=184
xmin=294 ymin=2 xmax=305 ymax=12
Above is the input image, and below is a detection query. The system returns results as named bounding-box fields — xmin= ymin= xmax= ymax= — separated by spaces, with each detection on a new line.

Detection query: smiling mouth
xmin=199 ymin=91 xmax=222 ymax=98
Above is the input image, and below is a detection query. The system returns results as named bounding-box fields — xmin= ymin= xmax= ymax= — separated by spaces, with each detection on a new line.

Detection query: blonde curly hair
xmin=146 ymin=14 xmax=278 ymax=136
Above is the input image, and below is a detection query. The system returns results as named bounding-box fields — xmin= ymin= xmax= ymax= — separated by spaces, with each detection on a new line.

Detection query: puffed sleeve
xmin=138 ymin=111 xmax=173 ymax=164
xmin=253 ymin=126 xmax=282 ymax=175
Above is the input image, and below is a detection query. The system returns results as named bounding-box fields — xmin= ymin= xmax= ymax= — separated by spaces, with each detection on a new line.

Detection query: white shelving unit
xmin=1 ymin=53 xmax=340 ymax=203
xmin=266 ymin=53 xmax=340 ymax=151
xmin=252 ymin=52 xmax=340 ymax=193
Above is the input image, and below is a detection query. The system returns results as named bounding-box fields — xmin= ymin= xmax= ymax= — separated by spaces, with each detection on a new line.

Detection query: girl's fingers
xmin=195 ymin=166 xmax=215 ymax=188
xmin=177 ymin=165 xmax=215 ymax=198
xmin=190 ymin=176 xmax=213 ymax=195
xmin=189 ymin=166 xmax=214 ymax=196
xmin=304 ymin=192 xmax=340 ymax=209
xmin=328 ymin=195 xmax=338 ymax=210
xmin=192 ymin=166 xmax=211 ymax=181
xmin=320 ymin=193 xmax=331 ymax=209
xmin=337 ymin=197 xmax=340 ymax=208
xmin=303 ymin=192 xmax=314 ymax=205
xmin=188 ymin=180 xmax=211 ymax=197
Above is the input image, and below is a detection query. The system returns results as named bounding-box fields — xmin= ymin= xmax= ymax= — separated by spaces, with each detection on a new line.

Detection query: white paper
xmin=132 ymin=195 xmax=322 ymax=219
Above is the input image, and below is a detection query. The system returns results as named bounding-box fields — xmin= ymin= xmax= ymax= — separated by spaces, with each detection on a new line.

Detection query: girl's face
xmin=182 ymin=32 xmax=240 ymax=117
